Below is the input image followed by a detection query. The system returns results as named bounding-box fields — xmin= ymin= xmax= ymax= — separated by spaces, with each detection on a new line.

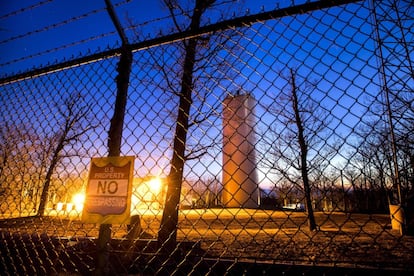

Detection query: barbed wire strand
xmin=0 ymin=0 xmax=54 ymax=20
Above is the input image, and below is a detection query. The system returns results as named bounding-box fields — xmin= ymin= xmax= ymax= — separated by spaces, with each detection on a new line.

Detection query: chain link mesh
xmin=1 ymin=0 xmax=413 ymax=275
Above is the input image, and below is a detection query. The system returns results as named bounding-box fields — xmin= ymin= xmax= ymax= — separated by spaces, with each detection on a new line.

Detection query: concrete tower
xmin=222 ymin=93 xmax=258 ymax=208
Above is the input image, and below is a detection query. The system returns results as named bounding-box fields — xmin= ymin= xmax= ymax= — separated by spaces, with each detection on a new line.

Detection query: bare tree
xmin=348 ymin=90 xmax=413 ymax=227
xmin=156 ymin=0 xmax=216 ymax=249
xmin=130 ymin=0 xmax=246 ymax=248
xmin=37 ymin=91 xmax=97 ymax=216
xmin=348 ymin=119 xmax=394 ymax=211
xmin=261 ymin=68 xmax=337 ymax=231
xmin=0 ymin=123 xmax=44 ymax=214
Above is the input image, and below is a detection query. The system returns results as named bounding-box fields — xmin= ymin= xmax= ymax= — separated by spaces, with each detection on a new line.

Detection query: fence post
xmin=94 ymin=1 xmax=133 ymax=275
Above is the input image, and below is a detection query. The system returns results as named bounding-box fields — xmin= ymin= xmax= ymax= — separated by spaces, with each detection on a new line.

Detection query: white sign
xmin=82 ymin=156 xmax=134 ymax=224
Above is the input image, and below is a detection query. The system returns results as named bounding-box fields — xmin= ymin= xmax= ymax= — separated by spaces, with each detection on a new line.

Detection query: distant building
xmin=222 ymin=93 xmax=259 ymax=208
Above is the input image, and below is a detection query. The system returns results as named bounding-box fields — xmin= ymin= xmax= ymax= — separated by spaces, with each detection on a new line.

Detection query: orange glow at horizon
xmin=131 ymin=176 xmax=165 ymax=214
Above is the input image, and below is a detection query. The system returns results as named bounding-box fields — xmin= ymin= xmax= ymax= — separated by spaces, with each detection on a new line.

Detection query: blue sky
xmin=0 ymin=0 xmax=325 ymax=77
xmin=0 ymin=0 xmax=390 ymax=189
xmin=0 ymin=0 xmax=160 ymax=76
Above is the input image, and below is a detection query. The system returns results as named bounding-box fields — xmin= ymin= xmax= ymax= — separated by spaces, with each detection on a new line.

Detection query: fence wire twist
xmin=0 ymin=0 xmax=413 ymax=275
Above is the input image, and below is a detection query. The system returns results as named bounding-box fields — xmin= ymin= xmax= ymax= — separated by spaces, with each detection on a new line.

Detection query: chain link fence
xmin=1 ymin=0 xmax=413 ymax=275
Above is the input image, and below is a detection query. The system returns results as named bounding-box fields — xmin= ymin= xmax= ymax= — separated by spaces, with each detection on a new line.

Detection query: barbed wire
xmin=0 ymin=8 xmax=107 ymax=45
xmin=0 ymin=0 xmax=54 ymax=20
xmin=0 ymin=0 xmax=132 ymax=46
xmin=0 ymin=0 xmax=135 ymax=76
xmin=0 ymin=31 xmax=118 ymax=70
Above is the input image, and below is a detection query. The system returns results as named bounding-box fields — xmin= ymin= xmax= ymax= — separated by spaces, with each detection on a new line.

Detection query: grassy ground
xmin=1 ymin=209 xmax=414 ymax=274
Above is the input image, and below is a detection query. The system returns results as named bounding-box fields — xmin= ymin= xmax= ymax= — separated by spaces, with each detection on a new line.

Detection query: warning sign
xmin=82 ymin=156 xmax=134 ymax=224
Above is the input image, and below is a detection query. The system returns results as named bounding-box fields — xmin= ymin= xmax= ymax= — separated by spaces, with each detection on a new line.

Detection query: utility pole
xmin=370 ymin=0 xmax=413 ymax=205
xmin=370 ymin=0 xmax=413 ymax=234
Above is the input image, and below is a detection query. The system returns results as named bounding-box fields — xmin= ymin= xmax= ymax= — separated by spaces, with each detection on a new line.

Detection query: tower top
xmin=224 ymin=90 xmax=254 ymax=100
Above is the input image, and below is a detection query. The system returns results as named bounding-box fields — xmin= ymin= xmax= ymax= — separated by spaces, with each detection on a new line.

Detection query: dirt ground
xmin=1 ymin=209 xmax=414 ymax=274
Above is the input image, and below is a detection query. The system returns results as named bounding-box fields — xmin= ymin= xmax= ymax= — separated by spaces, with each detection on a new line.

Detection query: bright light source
xmin=131 ymin=176 xmax=165 ymax=214
xmin=72 ymin=192 xmax=85 ymax=212
xmin=56 ymin=202 xmax=64 ymax=212
xmin=148 ymin=177 xmax=162 ymax=194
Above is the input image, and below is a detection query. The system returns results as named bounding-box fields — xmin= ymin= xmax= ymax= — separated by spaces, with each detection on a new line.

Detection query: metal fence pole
xmin=95 ymin=1 xmax=132 ymax=275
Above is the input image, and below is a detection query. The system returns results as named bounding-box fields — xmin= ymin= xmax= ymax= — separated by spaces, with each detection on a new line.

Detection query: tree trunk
xmin=96 ymin=47 xmax=132 ymax=276
xmin=158 ymin=36 xmax=197 ymax=249
xmin=37 ymin=142 xmax=63 ymax=216
xmin=290 ymin=69 xmax=317 ymax=231
xmin=158 ymin=0 xmax=208 ymax=250
xmin=108 ymin=49 xmax=132 ymax=157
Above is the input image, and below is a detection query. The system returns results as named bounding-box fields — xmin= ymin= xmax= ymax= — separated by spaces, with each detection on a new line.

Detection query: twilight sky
xmin=0 ymin=0 xmax=386 ymax=189
xmin=0 ymin=0 xmax=319 ymax=77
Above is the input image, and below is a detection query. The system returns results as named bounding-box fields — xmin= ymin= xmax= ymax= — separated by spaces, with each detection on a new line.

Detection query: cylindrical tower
xmin=222 ymin=93 xmax=258 ymax=208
